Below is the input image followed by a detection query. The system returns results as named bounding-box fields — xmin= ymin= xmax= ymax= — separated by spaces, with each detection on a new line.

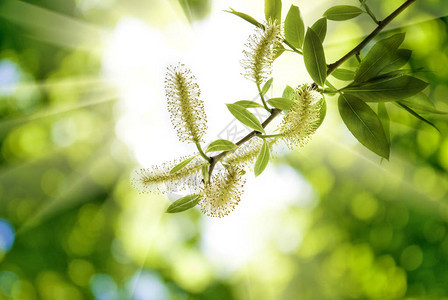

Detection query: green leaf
xmin=274 ymin=43 xmax=285 ymax=60
xmin=233 ymin=100 xmax=263 ymax=108
xmin=282 ymin=85 xmax=296 ymax=100
xmin=261 ymin=78 xmax=273 ymax=96
xmin=285 ymin=5 xmax=305 ymax=49
xmin=332 ymin=68 xmax=355 ymax=81
xmin=316 ymin=97 xmax=327 ymax=129
xmin=303 ymin=27 xmax=327 ymax=86
xmin=311 ymin=18 xmax=327 ymax=43
xmin=267 ymin=97 xmax=296 ymax=110
xmin=381 ymin=49 xmax=412 ymax=74
xmin=226 ymin=8 xmax=263 ymax=28
xmin=226 ymin=103 xmax=265 ymax=133
xmin=377 ymin=102 xmax=390 ymax=144
xmin=201 ymin=164 xmax=209 ymax=184
xmin=169 ymin=156 xmax=196 ymax=174
xmin=341 ymin=75 xmax=428 ymax=102
xmin=265 ymin=0 xmax=282 ymax=22
xmin=254 ymin=141 xmax=270 ymax=176
xmin=205 ymin=139 xmax=237 ymax=153
xmin=338 ymin=94 xmax=390 ymax=159
xmin=397 ymin=102 xmax=440 ymax=132
xmin=323 ymin=5 xmax=364 ymax=21
xmin=354 ymin=33 xmax=405 ymax=83
xmin=400 ymin=93 xmax=448 ymax=114
xmin=166 ymin=194 xmax=200 ymax=213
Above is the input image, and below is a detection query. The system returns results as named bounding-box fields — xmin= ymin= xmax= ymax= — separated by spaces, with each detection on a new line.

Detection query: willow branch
xmin=208 ymin=0 xmax=416 ymax=178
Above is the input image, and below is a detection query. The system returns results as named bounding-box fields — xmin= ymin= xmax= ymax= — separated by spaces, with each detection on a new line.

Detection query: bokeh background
xmin=1 ymin=0 xmax=448 ymax=299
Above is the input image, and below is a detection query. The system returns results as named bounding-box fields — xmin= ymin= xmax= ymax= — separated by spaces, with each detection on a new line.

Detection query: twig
xmin=208 ymin=0 xmax=416 ymax=178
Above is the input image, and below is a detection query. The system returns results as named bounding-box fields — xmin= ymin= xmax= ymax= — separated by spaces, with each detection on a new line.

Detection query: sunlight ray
xmin=0 ymin=0 xmax=108 ymax=53
xmin=16 ymin=132 xmax=116 ymax=234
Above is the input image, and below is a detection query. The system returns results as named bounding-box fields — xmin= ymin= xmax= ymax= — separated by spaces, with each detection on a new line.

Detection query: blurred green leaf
xmin=226 ymin=8 xmax=262 ymax=28
xmin=205 ymin=139 xmax=237 ymax=152
xmin=303 ymin=27 xmax=327 ymax=86
xmin=265 ymin=0 xmax=282 ymax=22
xmin=397 ymin=102 xmax=440 ymax=132
xmin=267 ymin=97 xmax=295 ymax=110
xmin=166 ymin=194 xmax=200 ymax=213
xmin=354 ymin=33 xmax=405 ymax=83
xmin=400 ymin=93 xmax=448 ymax=114
xmin=234 ymin=100 xmax=263 ymax=108
xmin=170 ymin=156 xmax=196 ymax=174
xmin=332 ymin=68 xmax=355 ymax=81
xmin=282 ymin=85 xmax=296 ymax=99
xmin=311 ymin=18 xmax=327 ymax=42
xmin=254 ymin=141 xmax=270 ymax=176
xmin=338 ymin=94 xmax=390 ymax=159
xmin=341 ymin=75 xmax=428 ymax=102
xmin=226 ymin=104 xmax=265 ymax=133
xmin=323 ymin=5 xmax=364 ymax=21
xmin=261 ymin=78 xmax=274 ymax=96
xmin=285 ymin=5 xmax=305 ymax=49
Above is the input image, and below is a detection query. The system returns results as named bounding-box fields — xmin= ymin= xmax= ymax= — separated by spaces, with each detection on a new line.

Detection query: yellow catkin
xmin=131 ymin=156 xmax=206 ymax=194
xmin=199 ymin=166 xmax=246 ymax=218
xmin=165 ymin=63 xmax=207 ymax=143
xmin=279 ymin=86 xmax=323 ymax=149
xmin=241 ymin=21 xmax=281 ymax=86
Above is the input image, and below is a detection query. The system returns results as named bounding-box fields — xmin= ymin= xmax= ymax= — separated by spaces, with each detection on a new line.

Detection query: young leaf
xmin=267 ymin=97 xmax=296 ymax=110
xmin=285 ymin=5 xmax=305 ymax=49
xmin=274 ymin=43 xmax=285 ymax=60
xmin=170 ymin=156 xmax=196 ymax=174
xmin=338 ymin=94 xmax=390 ymax=159
xmin=316 ymin=97 xmax=327 ymax=129
xmin=265 ymin=0 xmax=282 ymax=22
xmin=201 ymin=164 xmax=209 ymax=184
xmin=397 ymin=102 xmax=440 ymax=132
xmin=323 ymin=5 xmax=364 ymax=21
xmin=377 ymin=102 xmax=390 ymax=144
xmin=354 ymin=33 xmax=405 ymax=83
xmin=234 ymin=100 xmax=263 ymax=108
xmin=311 ymin=18 xmax=327 ymax=42
xmin=166 ymin=194 xmax=200 ymax=213
xmin=226 ymin=8 xmax=263 ymax=28
xmin=303 ymin=27 xmax=327 ymax=86
xmin=254 ymin=141 xmax=270 ymax=176
xmin=206 ymin=139 xmax=237 ymax=153
xmin=380 ymin=49 xmax=412 ymax=74
xmin=226 ymin=103 xmax=265 ymax=133
xmin=261 ymin=78 xmax=274 ymax=96
xmin=282 ymin=85 xmax=296 ymax=100
xmin=332 ymin=68 xmax=355 ymax=81
xmin=341 ymin=75 xmax=428 ymax=102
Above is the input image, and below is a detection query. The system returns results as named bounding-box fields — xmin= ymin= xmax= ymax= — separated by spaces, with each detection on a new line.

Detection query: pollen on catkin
xmin=241 ymin=21 xmax=281 ymax=86
xmin=224 ymin=138 xmax=266 ymax=168
xmin=199 ymin=166 xmax=246 ymax=218
xmin=279 ymin=85 xmax=323 ymax=149
xmin=165 ymin=63 xmax=207 ymax=143
xmin=131 ymin=156 xmax=206 ymax=194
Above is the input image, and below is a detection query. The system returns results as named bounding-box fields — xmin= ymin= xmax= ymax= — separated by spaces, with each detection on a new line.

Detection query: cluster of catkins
xmin=132 ymin=21 xmax=323 ymax=217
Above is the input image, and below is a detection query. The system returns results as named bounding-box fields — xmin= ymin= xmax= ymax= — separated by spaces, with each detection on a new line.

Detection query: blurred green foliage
xmin=0 ymin=0 xmax=447 ymax=299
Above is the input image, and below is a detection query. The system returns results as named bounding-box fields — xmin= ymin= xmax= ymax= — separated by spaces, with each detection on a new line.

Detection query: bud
xmin=165 ymin=63 xmax=207 ymax=143
xmin=199 ymin=166 xmax=246 ymax=218
xmin=241 ymin=21 xmax=281 ymax=86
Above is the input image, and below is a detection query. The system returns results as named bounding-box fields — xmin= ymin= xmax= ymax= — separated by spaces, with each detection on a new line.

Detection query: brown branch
xmin=208 ymin=0 xmax=416 ymax=177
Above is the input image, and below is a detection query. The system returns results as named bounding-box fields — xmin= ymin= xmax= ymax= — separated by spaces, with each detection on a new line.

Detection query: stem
xmin=257 ymin=84 xmax=271 ymax=112
xmin=327 ymin=0 xmax=416 ymax=75
xmin=360 ymin=0 xmax=379 ymax=24
xmin=283 ymin=39 xmax=303 ymax=55
xmin=208 ymin=0 xmax=416 ymax=178
xmin=195 ymin=141 xmax=211 ymax=163
xmin=355 ymin=53 xmax=362 ymax=63
xmin=257 ymin=133 xmax=284 ymax=139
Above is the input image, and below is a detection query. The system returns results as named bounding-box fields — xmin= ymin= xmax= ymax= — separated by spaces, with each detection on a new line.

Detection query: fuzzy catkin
xmin=241 ymin=21 xmax=281 ymax=86
xmin=199 ymin=166 xmax=246 ymax=218
xmin=165 ymin=63 xmax=207 ymax=143
xmin=279 ymin=86 xmax=323 ymax=149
